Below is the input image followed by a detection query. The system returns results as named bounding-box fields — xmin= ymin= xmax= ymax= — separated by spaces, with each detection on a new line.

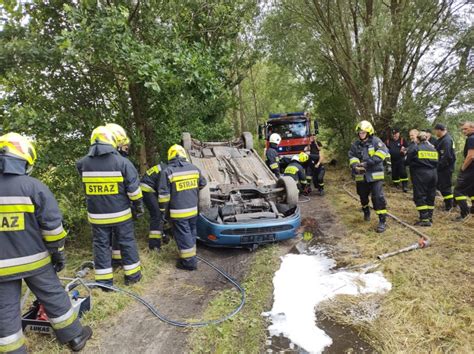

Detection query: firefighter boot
xmin=69 ymin=326 xmax=93 ymax=352
xmin=362 ymin=206 xmax=370 ymax=221
xmin=402 ymin=181 xmax=408 ymax=193
xmin=454 ymin=199 xmax=470 ymax=221
xmin=376 ymin=214 xmax=387 ymax=233
xmin=444 ymin=198 xmax=453 ymax=212
xmin=415 ymin=211 xmax=432 ymax=227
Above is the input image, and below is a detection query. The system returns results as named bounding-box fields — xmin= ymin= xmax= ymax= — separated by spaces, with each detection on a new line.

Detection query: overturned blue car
xmin=182 ymin=132 xmax=301 ymax=249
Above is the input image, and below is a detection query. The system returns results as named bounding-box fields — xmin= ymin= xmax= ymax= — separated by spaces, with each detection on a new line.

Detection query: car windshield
xmin=268 ymin=121 xmax=308 ymax=139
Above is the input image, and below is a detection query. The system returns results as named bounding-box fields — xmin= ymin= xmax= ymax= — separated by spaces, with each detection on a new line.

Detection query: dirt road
xmin=85 ymin=190 xmax=348 ymax=354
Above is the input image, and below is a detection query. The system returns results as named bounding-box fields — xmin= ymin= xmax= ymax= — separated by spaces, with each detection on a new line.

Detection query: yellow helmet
xmin=105 ymin=123 xmax=130 ymax=147
xmin=168 ymin=144 xmax=187 ymax=161
xmin=298 ymin=152 xmax=309 ymax=163
xmin=355 ymin=120 xmax=374 ymax=135
xmin=0 ymin=132 xmax=37 ymax=168
xmin=90 ymin=126 xmax=117 ymax=147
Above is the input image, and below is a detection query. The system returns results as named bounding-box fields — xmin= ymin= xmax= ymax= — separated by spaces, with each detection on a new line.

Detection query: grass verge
xmin=323 ymin=168 xmax=473 ymax=353
xmin=24 ymin=220 xmax=178 ymax=353
xmin=188 ymin=244 xmax=280 ymax=353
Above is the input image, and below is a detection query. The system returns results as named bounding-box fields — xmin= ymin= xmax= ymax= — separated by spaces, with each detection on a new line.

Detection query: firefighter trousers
xmin=411 ymin=168 xmax=437 ymax=221
xmin=454 ymin=170 xmax=474 ymax=217
xmin=171 ymin=217 xmax=198 ymax=269
xmin=437 ymin=168 xmax=454 ymax=208
xmin=356 ymin=180 xmax=387 ymax=216
xmin=143 ymin=191 xmax=163 ymax=243
xmin=92 ymin=220 xmax=141 ymax=285
xmin=0 ymin=265 xmax=83 ymax=353
xmin=312 ymin=165 xmax=325 ymax=190
xmin=391 ymin=160 xmax=408 ymax=185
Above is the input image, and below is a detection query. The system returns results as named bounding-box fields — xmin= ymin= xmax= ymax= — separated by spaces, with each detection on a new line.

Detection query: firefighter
xmin=453 ymin=121 xmax=474 ymax=221
xmin=77 ymin=126 xmax=144 ymax=286
xmin=433 ymin=123 xmax=456 ymax=211
xmin=140 ymin=162 xmax=168 ymax=251
xmin=406 ymin=130 xmax=438 ymax=226
xmin=158 ymin=144 xmax=207 ymax=270
xmin=266 ymin=133 xmax=282 ymax=177
xmin=306 ymin=135 xmax=326 ymax=195
xmin=0 ymin=133 xmax=92 ymax=352
xmin=348 ymin=120 xmax=389 ymax=233
xmin=105 ymin=123 xmax=132 ymax=266
xmin=284 ymin=152 xmax=309 ymax=193
xmin=386 ymin=128 xmax=408 ymax=192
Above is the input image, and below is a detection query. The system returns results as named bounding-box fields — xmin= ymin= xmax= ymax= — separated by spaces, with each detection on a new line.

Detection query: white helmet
xmin=269 ymin=133 xmax=282 ymax=145
xmin=291 ymin=154 xmax=300 ymax=161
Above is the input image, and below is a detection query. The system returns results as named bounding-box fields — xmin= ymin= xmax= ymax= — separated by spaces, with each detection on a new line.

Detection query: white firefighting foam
xmin=263 ymin=251 xmax=391 ymax=353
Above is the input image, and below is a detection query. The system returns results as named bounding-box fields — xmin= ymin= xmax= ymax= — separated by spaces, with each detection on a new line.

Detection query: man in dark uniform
xmin=424 ymin=128 xmax=437 ymax=146
xmin=433 ymin=123 xmax=456 ymax=211
xmin=453 ymin=121 xmax=474 ymax=221
xmin=159 ymin=144 xmax=207 ymax=270
xmin=266 ymin=133 xmax=282 ymax=178
xmin=406 ymin=131 xmax=438 ymax=226
xmin=348 ymin=120 xmax=389 ymax=233
xmin=0 ymin=132 xmax=92 ymax=352
xmin=284 ymin=152 xmax=309 ymax=193
xmin=306 ymin=135 xmax=326 ymax=195
xmin=141 ymin=162 xmax=168 ymax=251
xmin=77 ymin=126 xmax=144 ymax=286
xmin=386 ymin=128 xmax=408 ymax=192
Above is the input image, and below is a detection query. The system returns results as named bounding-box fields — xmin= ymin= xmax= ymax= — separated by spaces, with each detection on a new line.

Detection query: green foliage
xmin=0 ymin=1 xmax=259 ymax=230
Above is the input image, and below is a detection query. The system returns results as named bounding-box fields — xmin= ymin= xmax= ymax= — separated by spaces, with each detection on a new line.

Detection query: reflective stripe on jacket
xmin=158 ymin=157 xmax=207 ymax=219
xmin=348 ymin=136 xmax=389 ymax=183
xmin=76 ymin=144 xmax=142 ymax=226
xmin=0 ymin=161 xmax=66 ymax=281
xmin=140 ymin=163 xmax=167 ymax=194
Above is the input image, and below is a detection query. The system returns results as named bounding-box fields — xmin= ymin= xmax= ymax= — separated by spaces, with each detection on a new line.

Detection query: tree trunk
xmin=237 ymin=83 xmax=246 ymax=133
xmin=128 ymin=82 xmax=148 ymax=174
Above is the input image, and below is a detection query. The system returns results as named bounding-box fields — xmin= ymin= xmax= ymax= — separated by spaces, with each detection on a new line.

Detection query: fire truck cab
xmin=260 ymin=112 xmax=316 ymax=158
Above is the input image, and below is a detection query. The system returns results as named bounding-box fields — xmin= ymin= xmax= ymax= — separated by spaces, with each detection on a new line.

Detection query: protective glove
xmin=50 ymin=248 xmax=66 ymax=273
xmin=148 ymin=238 xmax=161 ymax=251
xmin=131 ymin=199 xmax=145 ymax=219
xmin=354 ymin=163 xmax=367 ymax=174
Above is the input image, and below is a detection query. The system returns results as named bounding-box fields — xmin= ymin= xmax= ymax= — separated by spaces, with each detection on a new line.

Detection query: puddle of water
xmin=263 ymin=249 xmax=391 ymax=354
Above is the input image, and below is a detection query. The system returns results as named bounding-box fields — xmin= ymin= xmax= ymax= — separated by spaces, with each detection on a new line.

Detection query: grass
xmin=188 ymin=244 xmax=280 ymax=353
xmin=23 ymin=219 xmax=179 ymax=353
xmin=322 ymin=168 xmax=474 ymax=353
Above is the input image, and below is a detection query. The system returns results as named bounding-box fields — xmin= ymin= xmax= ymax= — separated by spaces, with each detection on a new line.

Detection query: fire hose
xmin=81 ymin=255 xmax=246 ymax=328
xmin=341 ymin=181 xmax=431 ymax=267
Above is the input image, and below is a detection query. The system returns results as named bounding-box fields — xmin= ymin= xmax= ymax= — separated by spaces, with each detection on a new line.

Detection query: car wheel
xmin=199 ymin=184 xmax=211 ymax=211
xmin=242 ymin=132 xmax=253 ymax=150
xmin=277 ymin=176 xmax=299 ymax=207
xmin=182 ymin=132 xmax=192 ymax=151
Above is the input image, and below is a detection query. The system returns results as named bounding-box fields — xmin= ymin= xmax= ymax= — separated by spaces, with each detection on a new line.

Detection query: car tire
xmin=182 ymin=132 xmax=192 ymax=151
xmin=242 ymin=132 xmax=253 ymax=150
xmin=199 ymin=184 xmax=211 ymax=211
xmin=277 ymin=176 xmax=299 ymax=207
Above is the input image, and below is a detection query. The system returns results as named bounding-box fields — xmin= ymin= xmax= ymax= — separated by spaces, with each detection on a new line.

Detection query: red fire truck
xmin=260 ymin=112 xmax=317 ymax=157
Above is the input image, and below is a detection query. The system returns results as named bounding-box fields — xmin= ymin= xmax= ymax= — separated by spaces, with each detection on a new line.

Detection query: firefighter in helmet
xmin=77 ymin=126 xmax=144 ymax=286
xmin=348 ymin=120 xmax=389 ymax=233
xmin=158 ymin=144 xmax=207 ymax=270
xmin=0 ymin=133 xmax=92 ymax=352
xmin=266 ymin=133 xmax=282 ymax=177
xmin=284 ymin=152 xmax=309 ymax=193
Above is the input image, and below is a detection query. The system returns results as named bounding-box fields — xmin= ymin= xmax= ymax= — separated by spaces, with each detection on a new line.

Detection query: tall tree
xmin=264 ymin=0 xmax=472 ymax=131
